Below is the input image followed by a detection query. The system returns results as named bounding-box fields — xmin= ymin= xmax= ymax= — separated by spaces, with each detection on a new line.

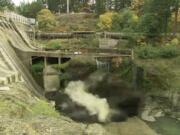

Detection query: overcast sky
xmin=12 ymin=0 xmax=35 ymax=6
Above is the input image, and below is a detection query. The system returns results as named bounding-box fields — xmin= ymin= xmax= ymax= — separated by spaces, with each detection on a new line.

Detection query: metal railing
xmin=1 ymin=11 xmax=35 ymax=25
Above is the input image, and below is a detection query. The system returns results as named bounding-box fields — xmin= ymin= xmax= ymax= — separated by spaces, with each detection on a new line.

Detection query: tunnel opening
xmin=47 ymin=57 xmax=59 ymax=65
xmin=61 ymin=57 xmax=71 ymax=64
xmin=32 ymin=56 xmax=44 ymax=65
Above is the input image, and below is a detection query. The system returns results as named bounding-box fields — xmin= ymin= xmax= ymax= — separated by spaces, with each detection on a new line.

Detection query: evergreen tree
xmin=47 ymin=0 xmax=89 ymax=13
xmin=138 ymin=0 xmax=176 ymax=37
xmin=96 ymin=0 xmax=106 ymax=15
xmin=0 ymin=0 xmax=14 ymax=11
xmin=18 ymin=0 xmax=44 ymax=18
xmin=114 ymin=0 xmax=132 ymax=11
xmin=171 ymin=0 xmax=180 ymax=35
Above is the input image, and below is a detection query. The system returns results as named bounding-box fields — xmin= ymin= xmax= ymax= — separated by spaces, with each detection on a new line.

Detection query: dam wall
xmin=0 ymin=13 xmax=43 ymax=97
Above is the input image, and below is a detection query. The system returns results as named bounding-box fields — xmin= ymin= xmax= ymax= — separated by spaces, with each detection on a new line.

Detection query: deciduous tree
xmin=37 ymin=9 xmax=56 ymax=31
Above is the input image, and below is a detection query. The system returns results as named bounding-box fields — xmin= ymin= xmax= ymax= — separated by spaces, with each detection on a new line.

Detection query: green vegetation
xmin=54 ymin=13 xmax=98 ymax=32
xmin=95 ymin=0 xmax=180 ymax=39
xmin=95 ymin=0 xmax=106 ymax=15
xmin=98 ymin=12 xmax=117 ymax=30
xmin=17 ymin=0 xmax=44 ymax=18
xmin=46 ymin=39 xmax=62 ymax=49
xmin=31 ymin=61 xmax=44 ymax=73
xmin=0 ymin=0 xmax=14 ymax=11
xmin=48 ymin=0 xmax=90 ymax=13
xmin=136 ymin=45 xmax=180 ymax=59
xmin=135 ymin=55 xmax=180 ymax=92
xmin=111 ymin=9 xmax=138 ymax=32
xmin=29 ymin=100 xmax=59 ymax=118
xmin=36 ymin=37 xmax=99 ymax=49
xmin=0 ymin=87 xmax=59 ymax=118
xmin=37 ymin=9 xmax=56 ymax=31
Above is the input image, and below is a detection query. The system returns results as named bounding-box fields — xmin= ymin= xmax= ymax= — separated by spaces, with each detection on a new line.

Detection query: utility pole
xmin=67 ymin=0 xmax=70 ymax=14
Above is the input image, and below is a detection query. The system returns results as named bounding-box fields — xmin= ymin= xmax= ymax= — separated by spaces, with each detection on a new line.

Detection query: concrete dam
xmin=0 ymin=12 xmax=164 ymax=135
xmin=0 ymin=14 xmax=43 ymax=97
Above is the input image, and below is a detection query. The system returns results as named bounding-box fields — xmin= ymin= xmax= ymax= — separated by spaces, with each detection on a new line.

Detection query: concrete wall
xmin=43 ymin=66 xmax=60 ymax=92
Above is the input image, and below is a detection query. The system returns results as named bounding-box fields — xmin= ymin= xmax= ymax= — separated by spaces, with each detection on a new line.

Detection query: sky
xmin=12 ymin=0 xmax=35 ymax=6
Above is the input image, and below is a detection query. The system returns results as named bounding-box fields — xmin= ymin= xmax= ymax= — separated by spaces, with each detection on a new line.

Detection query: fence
xmin=3 ymin=11 xmax=35 ymax=25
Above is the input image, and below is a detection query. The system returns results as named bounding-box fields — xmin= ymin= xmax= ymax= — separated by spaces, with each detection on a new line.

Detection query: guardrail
xmin=1 ymin=11 xmax=35 ymax=25
xmin=31 ymin=48 xmax=134 ymax=60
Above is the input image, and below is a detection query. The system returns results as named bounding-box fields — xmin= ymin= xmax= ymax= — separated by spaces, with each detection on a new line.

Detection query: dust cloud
xmin=65 ymin=81 xmax=110 ymax=122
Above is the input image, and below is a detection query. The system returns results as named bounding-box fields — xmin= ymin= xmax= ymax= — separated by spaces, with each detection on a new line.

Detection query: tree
xmin=37 ymin=9 xmax=56 ymax=31
xmin=48 ymin=0 xmax=61 ymax=13
xmin=171 ymin=0 xmax=180 ymax=35
xmin=47 ymin=0 xmax=89 ymax=13
xmin=138 ymin=13 xmax=161 ymax=37
xmin=114 ymin=0 xmax=132 ymax=11
xmin=111 ymin=9 xmax=139 ymax=32
xmin=18 ymin=0 xmax=44 ymax=18
xmin=98 ymin=12 xmax=117 ymax=30
xmin=96 ymin=0 xmax=106 ymax=15
xmin=138 ymin=0 xmax=176 ymax=38
xmin=131 ymin=0 xmax=145 ymax=15
xmin=0 ymin=0 xmax=14 ymax=11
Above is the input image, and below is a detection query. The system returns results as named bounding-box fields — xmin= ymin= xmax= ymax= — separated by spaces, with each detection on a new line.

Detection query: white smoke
xmin=64 ymin=81 xmax=110 ymax=122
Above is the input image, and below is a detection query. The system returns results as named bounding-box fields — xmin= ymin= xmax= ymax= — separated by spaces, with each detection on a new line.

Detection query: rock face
xmin=141 ymin=93 xmax=180 ymax=122
xmin=141 ymin=97 xmax=164 ymax=122
xmin=84 ymin=124 xmax=108 ymax=135
xmin=0 ymin=116 xmax=86 ymax=135
xmin=169 ymin=91 xmax=180 ymax=108
xmin=105 ymin=117 xmax=158 ymax=135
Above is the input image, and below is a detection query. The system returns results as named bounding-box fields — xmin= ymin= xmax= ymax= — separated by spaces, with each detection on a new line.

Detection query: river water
xmin=147 ymin=117 xmax=180 ymax=135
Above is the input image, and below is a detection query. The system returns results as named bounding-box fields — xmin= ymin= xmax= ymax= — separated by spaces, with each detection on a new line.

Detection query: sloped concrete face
xmin=43 ymin=66 xmax=60 ymax=92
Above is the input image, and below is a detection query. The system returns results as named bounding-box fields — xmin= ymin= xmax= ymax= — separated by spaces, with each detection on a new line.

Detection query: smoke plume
xmin=64 ymin=81 xmax=110 ymax=122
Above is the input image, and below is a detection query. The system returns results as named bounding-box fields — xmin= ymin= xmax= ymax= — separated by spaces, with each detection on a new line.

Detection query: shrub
xmin=160 ymin=46 xmax=179 ymax=58
xmin=136 ymin=45 xmax=160 ymax=59
xmin=171 ymin=38 xmax=179 ymax=46
xmin=98 ymin=12 xmax=118 ymax=30
xmin=37 ymin=9 xmax=56 ymax=31
xmin=31 ymin=62 xmax=44 ymax=73
xmin=30 ymin=100 xmax=59 ymax=117
xmin=111 ymin=9 xmax=139 ymax=32
xmin=137 ymin=13 xmax=161 ymax=38
xmin=136 ymin=45 xmax=180 ymax=59
xmin=46 ymin=40 xmax=61 ymax=50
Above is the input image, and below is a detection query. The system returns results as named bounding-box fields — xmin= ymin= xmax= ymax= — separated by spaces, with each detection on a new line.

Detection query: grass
xmin=36 ymin=37 xmax=99 ymax=50
xmin=135 ymin=45 xmax=180 ymax=59
xmin=135 ymin=55 xmax=180 ymax=92
xmin=0 ymin=98 xmax=59 ymax=118
xmin=53 ymin=13 xmax=98 ymax=32
xmin=0 ymin=97 xmax=30 ymax=118
xmin=29 ymin=100 xmax=59 ymax=118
